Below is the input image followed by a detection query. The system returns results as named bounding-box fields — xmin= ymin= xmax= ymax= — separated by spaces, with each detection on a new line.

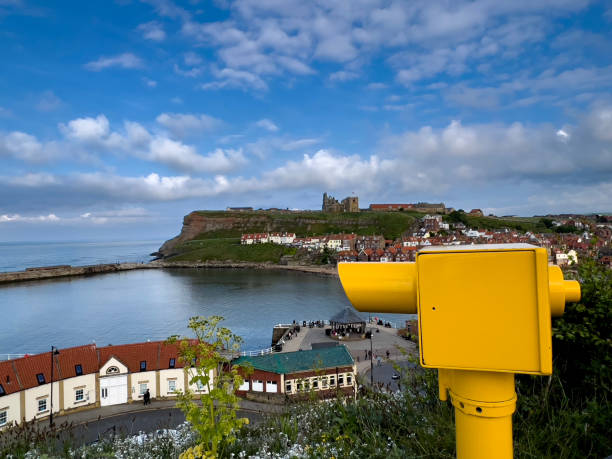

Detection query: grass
xmin=167 ymin=239 xmax=297 ymax=263
xmin=189 ymin=210 xmax=421 ymax=241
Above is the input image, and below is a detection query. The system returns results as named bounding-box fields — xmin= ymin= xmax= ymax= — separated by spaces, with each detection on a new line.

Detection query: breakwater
xmin=0 ymin=261 xmax=338 ymax=285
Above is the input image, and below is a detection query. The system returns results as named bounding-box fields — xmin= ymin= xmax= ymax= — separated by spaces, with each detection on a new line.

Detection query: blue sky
xmin=1 ymin=0 xmax=612 ymax=241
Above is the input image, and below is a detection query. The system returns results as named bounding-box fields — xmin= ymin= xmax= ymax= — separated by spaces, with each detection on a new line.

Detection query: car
xmin=391 ymin=374 xmax=400 ymax=380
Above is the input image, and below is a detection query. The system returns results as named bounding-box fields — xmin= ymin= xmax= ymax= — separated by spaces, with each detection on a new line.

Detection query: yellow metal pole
xmin=439 ymin=369 xmax=516 ymax=459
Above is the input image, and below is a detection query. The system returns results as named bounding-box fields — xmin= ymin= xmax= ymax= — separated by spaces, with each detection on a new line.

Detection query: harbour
xmin=0 ymin=267 xmax=409 ymax=355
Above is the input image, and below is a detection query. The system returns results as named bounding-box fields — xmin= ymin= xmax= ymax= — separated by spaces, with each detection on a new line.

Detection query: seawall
xmin=0 ymin=261 xmax=338 ymax=285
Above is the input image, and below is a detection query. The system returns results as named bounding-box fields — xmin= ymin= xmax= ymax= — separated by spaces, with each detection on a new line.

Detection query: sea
xmin=0 ymin=241 xmax=412 ymax=355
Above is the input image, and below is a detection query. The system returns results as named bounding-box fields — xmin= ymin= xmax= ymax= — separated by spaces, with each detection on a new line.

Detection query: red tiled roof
xmin=98 ymin=341 xmax=161 ymax=373
xmin=0 ymin=360 xmax=22 ymax=395
xmin=55 ymin=344 xmax=98 ymax=379
xmin=12 ymin=351 xmax=60 ymax=391
xmin=159 ymin=341 xmax=187 ymax=369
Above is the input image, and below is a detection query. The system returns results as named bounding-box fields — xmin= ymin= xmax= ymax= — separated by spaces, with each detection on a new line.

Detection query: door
xmin=100 ymin=375 xmax=128 ymax=406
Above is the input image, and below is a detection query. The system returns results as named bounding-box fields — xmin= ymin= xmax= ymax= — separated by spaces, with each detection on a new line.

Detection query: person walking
xmin=144 ymin=388 xmax=150 ymax=405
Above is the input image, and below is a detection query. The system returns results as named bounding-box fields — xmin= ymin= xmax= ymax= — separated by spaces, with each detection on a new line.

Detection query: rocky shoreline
xmin=0 ymin=260 xmax=338 ymax=285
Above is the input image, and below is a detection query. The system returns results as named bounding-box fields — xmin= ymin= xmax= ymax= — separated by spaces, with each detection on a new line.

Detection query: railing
xmin=239 ymin=347 xmax=275 ymax=357
xmin=0 ymin=353 xmax=26 ymax=361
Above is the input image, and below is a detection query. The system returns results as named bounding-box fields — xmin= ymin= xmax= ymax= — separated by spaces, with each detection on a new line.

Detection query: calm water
xmin=0 ymin=268 xmax=412 ymax=354
xmin=0 ymin=241 xmax=161 ymax=272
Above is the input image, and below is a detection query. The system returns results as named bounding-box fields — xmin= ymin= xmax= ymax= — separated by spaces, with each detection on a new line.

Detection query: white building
xmin=0 ymin=341 xmax=216 ymax=429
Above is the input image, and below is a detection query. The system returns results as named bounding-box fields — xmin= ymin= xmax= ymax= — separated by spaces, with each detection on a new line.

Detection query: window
xmin=168 ymin=380 xmax=176 ymax=393
xmin=101 ymin=388 xmax=108 ymax=398
xmin=196 ymin=380 xmax=205 ymax=391
xmin=139 ymin=383 xmax=147 ymax=395
xmin=329 ymin=376 xmax=335 ymax=386
xmin=0 ymin=410 xmax=6 ymax=426
xmin=312 ymin=378 xmax=319 ymax=389
xmin=106 ymin=366 xmax=119 ymax=374
xmin=169 ymin=358 xmax=176 ymax=368
xmin=296 ymin=381 xmax=303 ymax=392
xmin=239 ymin=379 xmax=250 ymax=391
xmin=0 ymin=384 xmax=5 ymax=396
xmin=338 ymin=374 xmax=344 ymax=386
xmin=285 ymin=381 xmax=292 ymax=394
xmin=347 ymin=374 xmax=352 ymax=385
xmin=75 ymin=389 xmax=84 ymax=401
xmin=303 ymin=380 xmax=310 ymax=391
xmin=38 ymin=399 xmax=47 ymax=412
xmin=36 ymin=373 xmax=46 ymax=385
xmin=321 ymin=377 xmax=328 ymax=389
xmin=140 ymin=361 xmax=147 ymax=371
xmin=75 ymin=364 xmax=83 ymax=376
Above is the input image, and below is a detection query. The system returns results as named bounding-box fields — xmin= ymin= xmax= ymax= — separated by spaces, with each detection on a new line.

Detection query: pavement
xmin=280 ymin=322 xmax=417 ymax=377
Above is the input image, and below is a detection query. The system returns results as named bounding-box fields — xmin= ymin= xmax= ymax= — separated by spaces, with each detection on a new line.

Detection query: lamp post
xmin=369 ymin=325 xmax=373 ymax=388
xmin=50 ymin=346 xmax=60 ymax=427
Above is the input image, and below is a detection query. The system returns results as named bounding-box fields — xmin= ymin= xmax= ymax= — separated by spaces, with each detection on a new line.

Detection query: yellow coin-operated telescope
xmin=338 ymin=243 xmax=580 ymax=459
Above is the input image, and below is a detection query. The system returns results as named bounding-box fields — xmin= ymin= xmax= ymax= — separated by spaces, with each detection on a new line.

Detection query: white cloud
xmin=147 ymin=138 xmax=248 ymax=173
xmin=146 ymin=0 xmax=593 ymax=91
xmin=587 ymin=106 xmax=612 ymax=141
xmin=255 ymin=118 xmax=278 ymax=132
xmin=183 ymin=51 xmax=202 ymax=66
xmin=366 ymin=82 xmax=387 ymax=90
xmin=143 ymin=77 xmax=157 ymax=87
xmin=84 ymin=53 xmax=144 ymax=71
xmin=36 ymin=90 xmax=63 ymax=112
xmin=156 ymin=112 xmax=223 ymax=138
xmin=329 ymin=70 xmax=359 ymax=82
xmin=3 ymin=105 xmax=611 ymax=216
xmin=59 ymin=114 xmax=110 ymax=142
xmin=173 ymin=63 xmax=203 ymax=78
xmin=79 ymin=208 xmax=151 ymax=224
xmin=245 ymin=136 xmax=321 ymax=158
xmin=0 ymin=213 xmax=60 ymax=223
xmin=202 ymin=68 xmax=268 ymax=91
xmin=138 ymin=21 xmax=166 ymax=41
xmin=556 ymin=129 xmax=570 ymax=142
xmin=0 ymin=131 xmax=60 ymax=162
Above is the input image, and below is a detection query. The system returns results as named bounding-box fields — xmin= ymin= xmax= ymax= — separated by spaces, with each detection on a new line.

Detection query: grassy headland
xmin=166 ymin=239 xmax=297 ymax=263
xmin=160 ymin=210 xmax=551 ymax=263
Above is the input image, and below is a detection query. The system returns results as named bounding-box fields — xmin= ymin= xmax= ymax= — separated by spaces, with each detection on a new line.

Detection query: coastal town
xmin=239 ymin=193 xmax=612 ymax=268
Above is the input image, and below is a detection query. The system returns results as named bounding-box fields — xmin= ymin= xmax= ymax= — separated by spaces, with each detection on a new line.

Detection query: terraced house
xmin=0 ymin=341 xmax=212 ymax=429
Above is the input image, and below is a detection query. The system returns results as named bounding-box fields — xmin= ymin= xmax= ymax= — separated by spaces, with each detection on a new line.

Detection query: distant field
xmin=167 ymin=239 xmax=297 ymax=263
xmin=454 ymin=214 xmax=548 ymax=232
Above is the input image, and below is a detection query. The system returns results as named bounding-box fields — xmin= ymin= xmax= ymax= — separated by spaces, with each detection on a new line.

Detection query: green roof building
xmin=233 ymin=346 xmax=356 ymax=398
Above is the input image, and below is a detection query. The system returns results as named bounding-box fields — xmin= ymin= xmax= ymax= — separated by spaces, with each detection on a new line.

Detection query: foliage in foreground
xmin=228 ymin=369 xmax=456 ymax=459
xmin=167 ymin=316 xmax=252 ymax=458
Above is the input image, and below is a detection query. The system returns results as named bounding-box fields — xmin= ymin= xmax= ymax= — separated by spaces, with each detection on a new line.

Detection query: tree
xmin=168 ymin=316 xmax=252 ymax=458
xmin=445 ymin=210 xmax=468 ymax=225
xmin=540 ymin=218 xmax=554 ymax=229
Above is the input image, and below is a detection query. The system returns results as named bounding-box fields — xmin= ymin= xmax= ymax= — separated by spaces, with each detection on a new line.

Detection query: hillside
xmin=156 ymin=210 xmax=422 ymax=259
xmin=156 ymin=210 xmax=549 ymax=263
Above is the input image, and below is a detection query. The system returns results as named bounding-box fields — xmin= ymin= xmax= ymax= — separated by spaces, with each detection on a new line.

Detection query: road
xmin=364 ymin=360 xmax=418 ymax=391
xmin=28 ymin=406 xmax=269 ymax=447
